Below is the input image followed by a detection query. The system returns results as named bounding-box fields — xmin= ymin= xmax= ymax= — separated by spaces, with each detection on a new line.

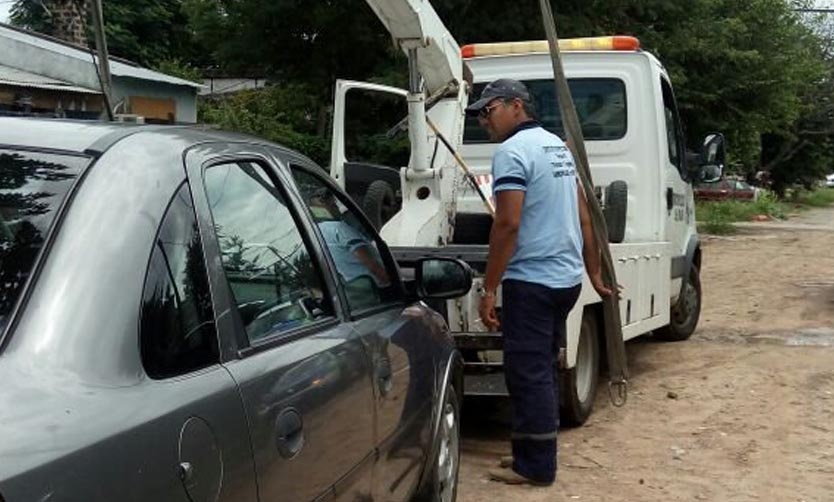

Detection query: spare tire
xmin=603 ymin=181 xmax=628 ymax=244
xmin=362 ymin=180 xmax=398 ymax=230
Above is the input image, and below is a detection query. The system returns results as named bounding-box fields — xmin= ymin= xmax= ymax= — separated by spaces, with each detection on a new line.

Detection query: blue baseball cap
xmin=465 ymin=78 xmax=532 ymax=116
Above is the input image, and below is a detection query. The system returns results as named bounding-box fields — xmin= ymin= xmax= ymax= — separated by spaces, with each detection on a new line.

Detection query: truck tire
xmin=657 ymin=265 xmax=701 ymax=341
xmin=560 ymin=312 xmax=600 ymax=427
xmin=362 ymin=180 xmax=398 ymax=230
xmin=603 ymin=181 xmax=628 ymax=244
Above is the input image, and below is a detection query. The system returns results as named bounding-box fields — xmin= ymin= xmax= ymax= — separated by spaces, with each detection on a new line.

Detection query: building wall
xmin=0 ymin=34 xmax=101 ymax=90
xmin=0 ymin=84 xmax=103 ymax=118
xmin=200 ymin=78 xmax=267 ymax=96
xmin=113 ymin=77 xmax=197 ymax=123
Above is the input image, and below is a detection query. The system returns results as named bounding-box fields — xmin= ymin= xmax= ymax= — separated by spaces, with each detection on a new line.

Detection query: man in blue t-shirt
xmin=467 ymin=79 xmax=612 ymax=486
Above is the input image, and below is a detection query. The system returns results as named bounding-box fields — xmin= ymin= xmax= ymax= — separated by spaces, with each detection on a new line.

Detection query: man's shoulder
xmin=505 ymin=126 xmax=565 ymax=150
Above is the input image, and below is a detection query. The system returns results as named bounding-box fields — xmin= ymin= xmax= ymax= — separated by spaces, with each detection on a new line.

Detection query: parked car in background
xmin=825 ymin=173 xmax=834 ymax=188
xmin=0 ymin=117 xmax=469 ymax=502
xmin=695 ymin=178 xmax=759 ymax=202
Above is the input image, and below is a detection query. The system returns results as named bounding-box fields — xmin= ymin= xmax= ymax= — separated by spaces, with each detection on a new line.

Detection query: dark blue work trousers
xmin=502 ymin=279 xmax=582 ymax=484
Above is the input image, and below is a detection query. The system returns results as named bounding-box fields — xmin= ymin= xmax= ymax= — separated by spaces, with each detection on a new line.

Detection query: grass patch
xmin=795 ymin=187 xmax=834 ymax=208
xmin=695 ymin=187 xmax=834 ymax=235
xmin=696 ymin=191 xmax=788 ymax=234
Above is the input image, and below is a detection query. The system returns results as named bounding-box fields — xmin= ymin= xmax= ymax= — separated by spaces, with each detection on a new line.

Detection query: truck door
xmin=329 ymin=80 xmax=409 ymax=228
xmin=660 ymin=77 xmax=694 ymax=266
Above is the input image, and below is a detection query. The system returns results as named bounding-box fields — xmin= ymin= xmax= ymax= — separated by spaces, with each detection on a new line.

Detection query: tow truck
xmin=351 ymin=2 xmax=725 ymax=425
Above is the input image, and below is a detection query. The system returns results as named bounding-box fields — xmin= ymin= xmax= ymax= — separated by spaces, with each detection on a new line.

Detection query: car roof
xmin=0 ymin=117 xmax=312 ymax=162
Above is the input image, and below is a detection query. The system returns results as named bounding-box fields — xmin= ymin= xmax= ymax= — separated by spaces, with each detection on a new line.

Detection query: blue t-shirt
xmin=492 ymin=123 xmax=584 ymax=289
xmin=318 ymin=220 xmax=374 ymax=283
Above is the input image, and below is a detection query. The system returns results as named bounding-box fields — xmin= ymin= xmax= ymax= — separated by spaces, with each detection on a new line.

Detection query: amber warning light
xmin=461 ymin=36 xmax=641 ymax=58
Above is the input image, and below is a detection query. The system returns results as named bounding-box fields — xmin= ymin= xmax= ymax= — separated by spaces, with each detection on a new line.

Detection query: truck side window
xmin=661 ymin=78 xmax=684 ymax=173
xmin=464 ymin=78 xmax=627 ymax=144
xmin=290 ymin=167 xmax=404 ymax=314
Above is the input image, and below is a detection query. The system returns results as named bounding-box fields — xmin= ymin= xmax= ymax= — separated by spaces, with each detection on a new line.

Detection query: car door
xmin=184 ymin=144 xmax=377 ymax=502
xmin=286 ymin=160 xmax=438 ymax=501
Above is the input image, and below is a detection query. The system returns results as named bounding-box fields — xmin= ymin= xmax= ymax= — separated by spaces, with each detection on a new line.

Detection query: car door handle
xmin=274 ymin=408 xmax=304 ymax=459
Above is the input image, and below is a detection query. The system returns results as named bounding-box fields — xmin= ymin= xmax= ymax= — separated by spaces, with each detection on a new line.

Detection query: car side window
xmin=140 ymin=182 xmax=218 ymax=379
xmin=661 ymin=78 xmax=684 ymax=173
xmin=203 ymin=161 xmax=334 ymax=343
xmin=290 ymin=167 xmax=403 ymax=313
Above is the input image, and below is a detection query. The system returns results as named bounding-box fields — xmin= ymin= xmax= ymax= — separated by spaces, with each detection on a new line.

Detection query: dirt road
xmin=457 ymin=207 xmax=834 ymax=502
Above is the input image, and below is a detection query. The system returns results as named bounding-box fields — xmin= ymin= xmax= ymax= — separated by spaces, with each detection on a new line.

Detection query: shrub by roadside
xmin=697 ymin=188 xmax=834 ymax=235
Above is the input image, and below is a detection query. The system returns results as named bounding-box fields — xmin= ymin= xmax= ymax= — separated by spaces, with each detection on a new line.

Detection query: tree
xmin=10 ymin=0 xmax=202 ymax=67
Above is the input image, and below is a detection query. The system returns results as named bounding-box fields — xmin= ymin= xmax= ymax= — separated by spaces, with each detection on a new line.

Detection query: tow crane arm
xmin=355 ymin=0 xmax=472 ymax=246
xmin=364 ymin=0 xmax=468 ymax=175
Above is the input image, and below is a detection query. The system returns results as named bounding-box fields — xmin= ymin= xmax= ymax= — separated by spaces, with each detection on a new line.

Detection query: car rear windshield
xmin=463 ymin=78 xmax=627 ymax=144
xmin=0 ymin=149 xmax=88 ymax=334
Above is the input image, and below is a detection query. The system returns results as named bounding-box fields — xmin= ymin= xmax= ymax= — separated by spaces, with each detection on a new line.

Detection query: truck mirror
xmin=699 ymin=133 xmax=725 ymax=183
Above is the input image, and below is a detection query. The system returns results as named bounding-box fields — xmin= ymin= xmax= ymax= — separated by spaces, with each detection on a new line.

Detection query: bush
xmin=795 ymin=187 xmax=834 ymax=207
xmin=198 ymin=84 xmax=330 ymax=165
xmin=696 ymin=190 xmax=788 ymax=234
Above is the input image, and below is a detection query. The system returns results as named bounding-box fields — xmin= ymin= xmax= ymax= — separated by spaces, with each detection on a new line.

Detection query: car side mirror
xmin=699 ymin=133 xmax=725 ymax=183
xmin=415 ymin=258 xmax=473 ymax=300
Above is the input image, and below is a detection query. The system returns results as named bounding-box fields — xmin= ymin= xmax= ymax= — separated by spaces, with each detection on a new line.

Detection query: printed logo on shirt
xmin=543 ymin=144 xmax=575 ymax=178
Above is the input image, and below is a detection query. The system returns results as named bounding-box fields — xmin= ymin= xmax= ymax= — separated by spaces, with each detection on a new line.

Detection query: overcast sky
xmin=0 ymin=2 xmax=11 ymax=23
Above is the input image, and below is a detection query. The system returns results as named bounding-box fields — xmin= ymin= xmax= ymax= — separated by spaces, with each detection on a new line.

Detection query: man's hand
xmin=590 ymin=271 xmax=614 ymax=297
xmin=478 ymin=294 xmax=500 ymax=331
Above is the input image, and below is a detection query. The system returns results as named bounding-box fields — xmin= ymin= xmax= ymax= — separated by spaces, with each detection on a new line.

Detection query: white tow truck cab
xmin=331 ymin=33 xmax=725 ymax=425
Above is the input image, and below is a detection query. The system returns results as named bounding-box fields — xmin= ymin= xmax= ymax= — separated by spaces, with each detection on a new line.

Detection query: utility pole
xmin=89 ymin=0 xmax=114 ymax=120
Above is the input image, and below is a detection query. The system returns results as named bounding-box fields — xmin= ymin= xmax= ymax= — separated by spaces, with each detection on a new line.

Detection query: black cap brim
xmin=465 ymin=96 xmax=494 ymax=116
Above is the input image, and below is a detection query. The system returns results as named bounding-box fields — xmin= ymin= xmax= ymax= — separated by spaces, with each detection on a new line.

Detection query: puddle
xmin=748 ymin=328 xmax=834 ymax=347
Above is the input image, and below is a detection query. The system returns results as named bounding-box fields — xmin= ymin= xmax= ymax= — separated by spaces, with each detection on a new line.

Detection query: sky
xmin=0 ymin=1 xmax=11 ymax=24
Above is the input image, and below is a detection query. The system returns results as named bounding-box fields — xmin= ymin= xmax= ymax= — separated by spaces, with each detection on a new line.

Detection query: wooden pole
xmin=426 ymin=117 xmax=496 ymax=216
xmin=90 ymin=0 xmax=114 ymax=120
xmin=537 ymin=0 xmax=629 ymax=402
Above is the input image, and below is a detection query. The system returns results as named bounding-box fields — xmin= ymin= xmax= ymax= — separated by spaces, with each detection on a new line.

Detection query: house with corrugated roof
xmin=0 ymin=22 xmax=202 ymax=123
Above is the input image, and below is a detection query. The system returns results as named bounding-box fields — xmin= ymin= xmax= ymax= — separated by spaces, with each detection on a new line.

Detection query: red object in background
xmin=695 ymin=179 xmax=758 ymax=201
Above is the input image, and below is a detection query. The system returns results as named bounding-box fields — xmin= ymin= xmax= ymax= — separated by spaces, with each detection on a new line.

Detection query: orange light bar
xmin=461 ymin=36 xmax=640 ymax=58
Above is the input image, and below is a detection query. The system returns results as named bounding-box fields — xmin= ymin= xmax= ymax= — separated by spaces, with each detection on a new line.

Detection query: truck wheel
xmin=560 ymin=312 xmax=600 ymax=427
xmin=657 ymin=265 xmax=702 ymax=341
xmin=603 ymin=181 xmax=628 ymax=244
xmin=362 ymin=180 xmax=398 ymax=230
xmin=416 ymin=384 xmax=460 ymax=502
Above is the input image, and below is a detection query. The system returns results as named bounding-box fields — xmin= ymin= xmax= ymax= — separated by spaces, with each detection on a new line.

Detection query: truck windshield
xmin=0 ymin=149 xmax=88 ymax=335
xmin=463 ymin=78 xmax=627 ymax=143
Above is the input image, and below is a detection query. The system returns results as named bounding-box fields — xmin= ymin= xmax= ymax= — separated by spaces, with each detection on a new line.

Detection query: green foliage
xmin=198 ymin=85 xmax=330 ymax=164
xmin=795 ymin=187 xmax=834 ymax=207
xmin=697 ymin=186 xmax=834 ymax=234
xmin=696 ymin=191 xmax=789 ymax=234
xmin=11 ymin=0 xmax=834 ymax=189
xmin=11 ymin=0 xmax=201 ymax=67
xmin=154 ymin=59 xmax=203 ymax=83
